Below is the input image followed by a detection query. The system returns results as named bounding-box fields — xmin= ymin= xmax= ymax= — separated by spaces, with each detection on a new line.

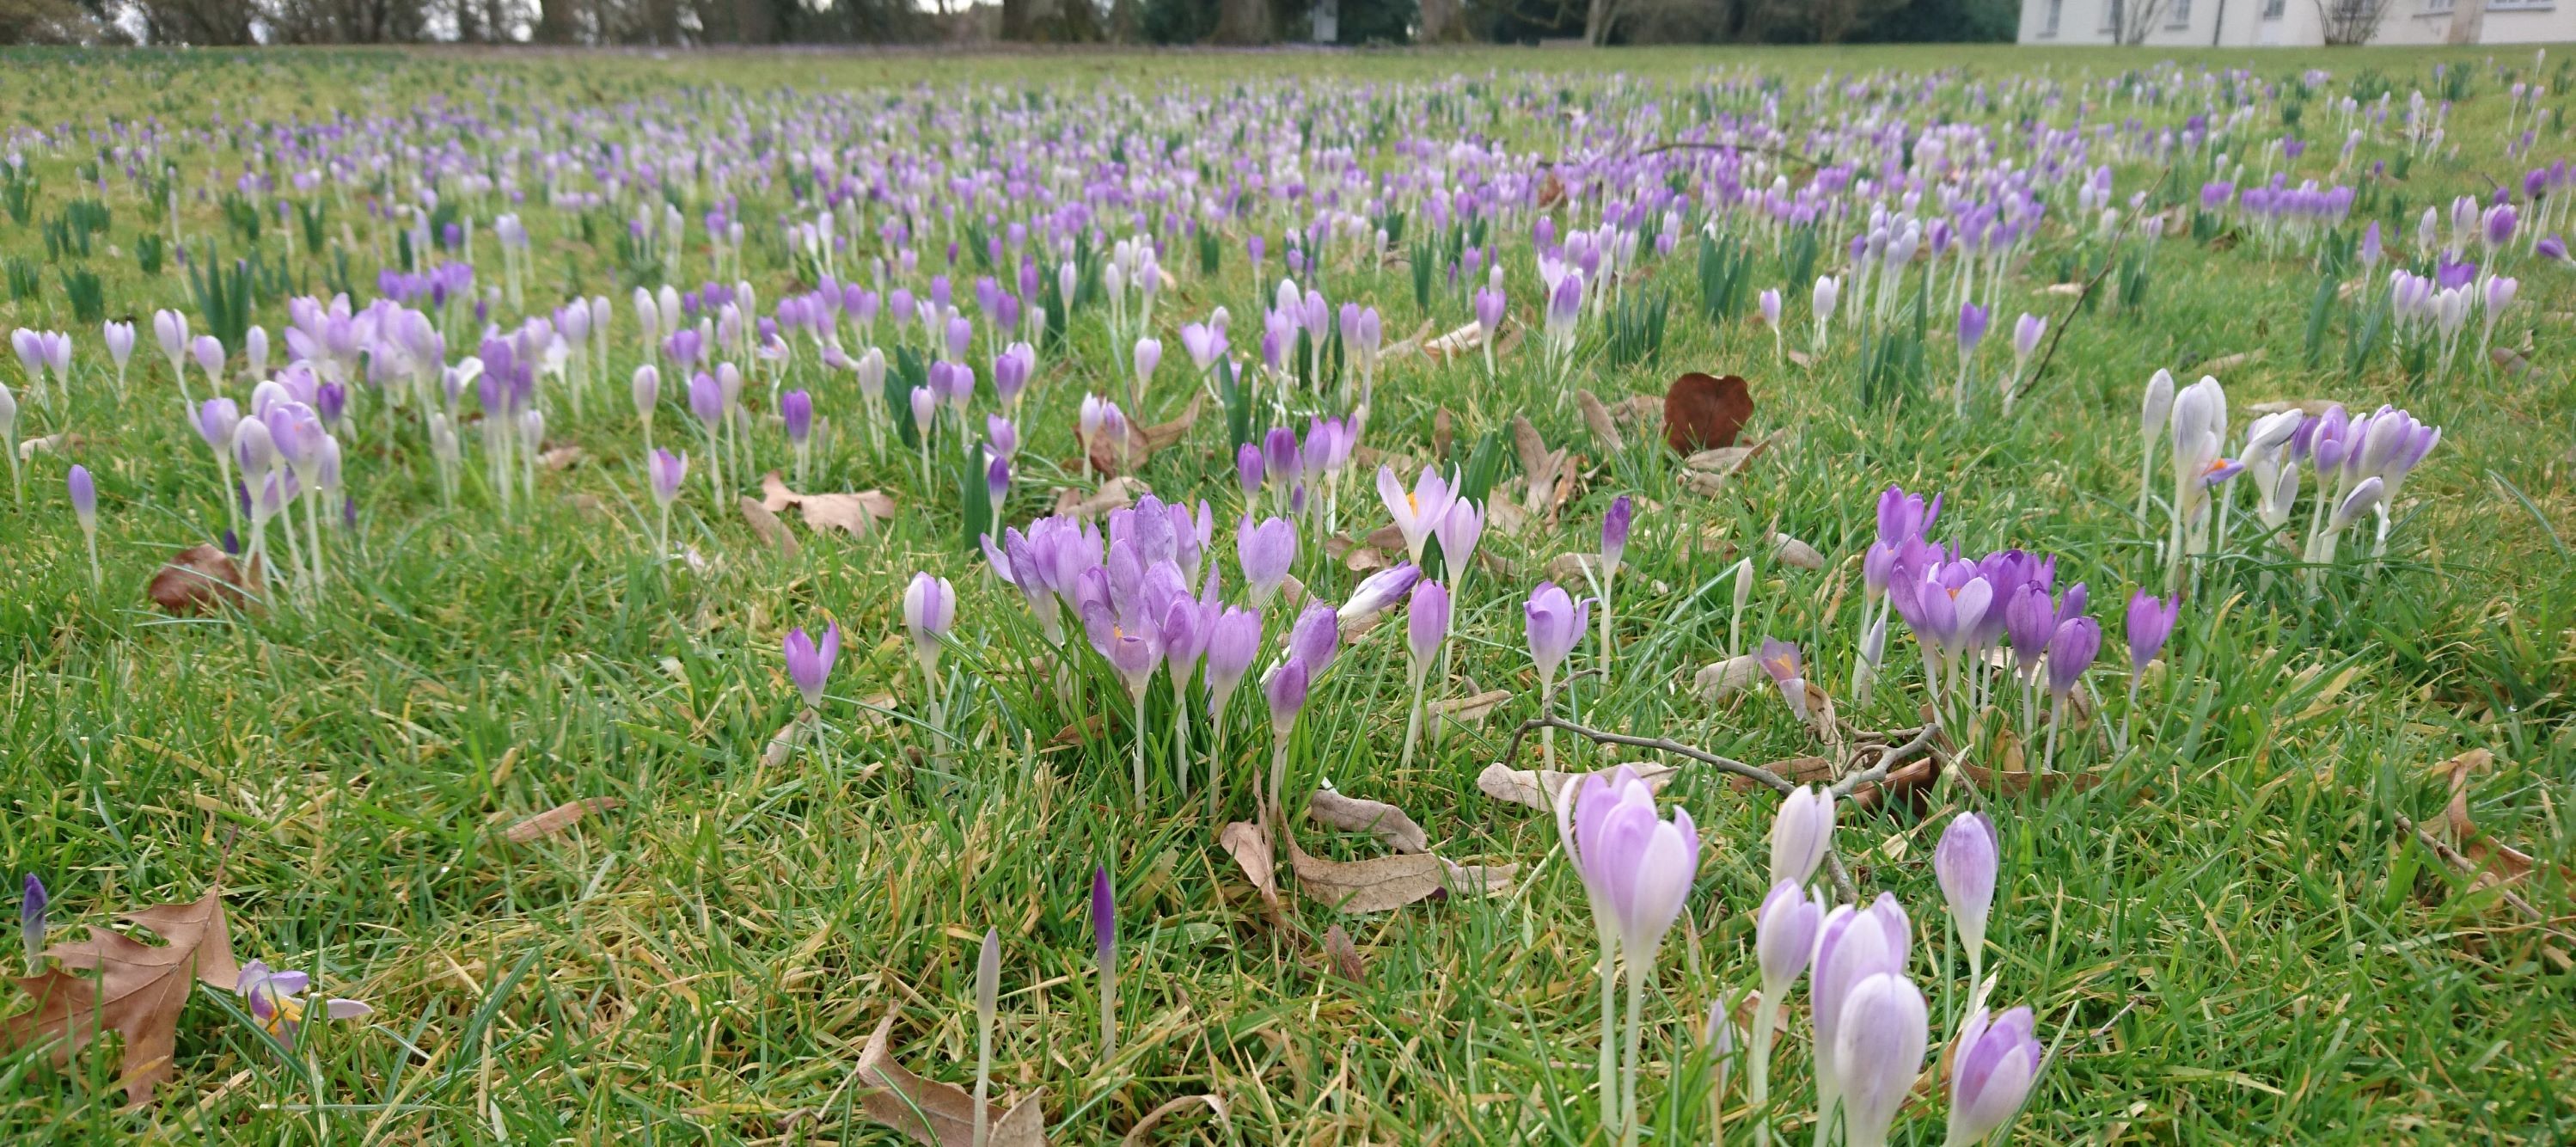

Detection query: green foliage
xmin=133 ymin=232 xmax=163 ymax=276
xmin=2 ymin=256 xmax=36 ymax=303
xmin=58 ymin=267 xmax=103 ymax=322
xmin=1604 ymin=287 xmax=1669 ymax=370
xmin=185 ymin=247 xmax=256 ymax=350
xmin=1696 ymin=233 xmax=1755 ymax=322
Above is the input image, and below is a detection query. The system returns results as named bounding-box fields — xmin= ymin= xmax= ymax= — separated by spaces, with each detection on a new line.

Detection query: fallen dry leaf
xmin=1546 ymin=551 xmax=1603 ymax=586
xmin=502 ymin=798 xmax=625 ymax=843
xmin=1422 ymin=320 xmax=1489 ymax=364
xmin=2246 ymin=399 xmax=2342 ymax=416
xmin=1429 ymin=689 xmax=1513 ymax=728
xmin=1695 ymin=654 xmax=1765 ymax=702
xmin=1431 ymin=409 xmax=1453 ymax=462
xmin=1324 ymin=925 xmax=1366 ymax=984
xmin=761 ymin=471 xmax=896 ymax=538
xmin=738 ymin=496 xmax=802 ymax=560
xmin=1576 ymin=390 xmax=1627 ymax=453
xmin=1089 ymin=395 xmax=1203 ymax=476
xmin=146 ymin=544 xmax=260 ymax=616
xmin=1052 ymin=476 xmax=1149 ymax=521
xmin=3 ymin=888 xmax=240 ymax=1106
xmin=1772 ymin=533 xmax=1826 ymax=571
xmin=1217 ymin=819 xmax=1280 ymax=911
xmin=1728 ymin=756 xmax=1836 ymax=793
xmin=1785 ymin=349 xmax=1815 ymax=368
xmin=2201 ymin=348 xmax=2265 ymax=373
xmin=1378 ymin=317 xmax=1441 ymax=362
xmin=761 ymin=711 xmax=815 ymax=767
xmin=1307 ymin=790 xmax=1431 ymax=854
xmin=2438 ymin=748 xmax=2556 ymax=886
xmin=1285 ymin=829 xmax=1514 ymax=913
xmin=2037 ymin=282 xmax=2084 ymax=297
xmin=1663 ymin=373 xmax=1753 ymax=455
xmin=538 ymin=445 xmax=586 ymax=470
xmin=854 ymin=1012 xmax=1047 ymax=1146
xmin=1486 ymin=502 xmax=1530 ymax=539
xmin=1477 ymin=761 xmax=1677 ymax=811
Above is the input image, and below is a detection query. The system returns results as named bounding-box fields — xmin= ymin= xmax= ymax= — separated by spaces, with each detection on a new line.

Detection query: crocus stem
xmin=1749 ymin=994 xmax=1778 ymax=1147
xmin=1208 ymin=718 xmax=1227 ymax=823
xmin=2044 ymin=691 xmax=2063 ymax=775
xmin=1620 ymin=956 xmax=1647 ymax=1147
xmin=1599 ymin=579 xmax=1616 ymax=684
xmin=1400 ymin=672 xmax=1425 ymax=772
xmin=1098 ymin=960 xmax=1118 ymax=1063
xmin=1132 ymin=692 xmax=1148 ymax=800
xmin=1172 ymin=703 xmax=1191 ymax=799
xmin=973 ymin=1006 xmax=994 ymax=1147
xmin=1596 ymin=921 xmax=1620 ymax=1145
xmin=83 ymin=529 xmax=100 ymax=591
xmin=1266 ymin=739 xmax=1291 ymax=828
xmin=2136 ymin=439 xmax=2157 ymax=524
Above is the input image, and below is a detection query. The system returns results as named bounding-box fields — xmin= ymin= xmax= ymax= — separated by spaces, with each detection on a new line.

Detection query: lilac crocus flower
xmin=1338 ymin=563 xmax=1420 ymax=627
xmin=2124 ymin=591 xmax=2179 ymax=671
xmin=1406 ymin=580 xmax=1450 ymax=673
xmin=1600 ymin=495 xmax=1632 ymax=578
xmin=1524 ymin=580 xmax=1589 ymax=687
xmin=783 ymin=623 xmax=840 ymax=708
xmin=2045 ymin=616 xmax=2099 ymax=698
xmin=1235 ymin=444 xmax=1264 ymax=496
xmin=66 ymin=464 xmax=95 ymax=529
xmin=1434 ymin=499 xmax=1484 ymax=586
xmin=1958 ymin=302 xmax=1991 ymax=352
xmin=648 ymin=449 xmax=687 ymax=506
xmin=1237 ymin=515 xmax=1296 ymax=608
xmin=1936 ymin=812 xmax=1999 ymax=979
xmin=1263 ymin=656 xmax=1311 ymax=738
xmin=1833 ymin=972 xmax=1930 ymax=1147
xmin=1288 ymin=599 xmax=1339 ymax=676
xmin=903 ymin=573 xmax=958 ymax=677
xmin=20 ymin=874 xmax=43 ymax=973
xmin=1758 ymin=636 xmax=1808 ymax=721
xmin=1204 ymin=606 xmax=1262 ymax=716
xmin=237 ymin=960 xmax=371 ymax=1040
xmin=1948 ymin=1007 xmax=2043 ymax=1144
xmin=1769 ymin=785 xmax=1833 ymax=888
xmin=1377 ymin=464 xmax=1455 ymax=566
xmin=781 ymin=390 xmax=813 ymax=445
xmin=2011 ymin=312 xmax=2045 ymax=363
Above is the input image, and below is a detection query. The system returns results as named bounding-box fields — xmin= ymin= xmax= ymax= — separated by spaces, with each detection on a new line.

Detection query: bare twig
xmin=2394 ymin=813 xmax=2573 ymax=942
xmin=2016 ymin=165 xmax=2179 ymax=410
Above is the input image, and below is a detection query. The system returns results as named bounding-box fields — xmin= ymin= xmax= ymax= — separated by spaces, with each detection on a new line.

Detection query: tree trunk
xmin=1584 ymin=0 xmax=1618 ymax=42
xmin=1213 ymin=0 xmax=1268 ymax=42
xmin=535 ymin=0 xmax=578 ymax=41
xmin=1416 ymin=0 xmax=1465 ymax=40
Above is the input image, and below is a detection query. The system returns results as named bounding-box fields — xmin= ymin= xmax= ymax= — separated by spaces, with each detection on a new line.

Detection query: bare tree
xmin=2109 ymin=0 xmax=2169 ymax=43
xmin=2312 ymin=0 xmax=2393 ymax=42
xmin=1583 ymin=0 xmax=1620 ymax=42
xmin=1212 ymin=0 xmax=1266 ymax=41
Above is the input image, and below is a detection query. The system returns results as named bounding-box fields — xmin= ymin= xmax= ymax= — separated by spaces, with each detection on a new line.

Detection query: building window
xmin=2420 ymin=0 xmax=2452 ymax=11
xmin=2103 ymin=0 xmax=2124 ymax=29
xmin=2169 ymin=0 xmax=2192 ymax=24
xmin=2487 ymin=0 xmax=2551 ymax=9
xmin=2044 ymin=0 xmax=2062 ymax=33
xmin=2261 ymin=0 xmax=2285 ymax=16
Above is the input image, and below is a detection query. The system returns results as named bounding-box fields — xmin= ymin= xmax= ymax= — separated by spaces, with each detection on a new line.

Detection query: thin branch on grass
xmin=2016 ymin=166 xmax=2178 ymax=411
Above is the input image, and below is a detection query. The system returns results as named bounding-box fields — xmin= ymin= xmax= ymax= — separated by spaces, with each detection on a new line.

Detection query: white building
xmin=2017 ymin=0 xmax=2576 ymax=46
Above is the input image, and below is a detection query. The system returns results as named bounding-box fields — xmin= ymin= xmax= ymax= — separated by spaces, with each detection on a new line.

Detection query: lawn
xmin=0 ymin=40 xmax=2571 ymax=1144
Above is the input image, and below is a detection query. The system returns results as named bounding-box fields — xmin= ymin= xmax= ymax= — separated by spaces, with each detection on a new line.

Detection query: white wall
xmin=2018 ymin=0 xmax=2576 ymax=44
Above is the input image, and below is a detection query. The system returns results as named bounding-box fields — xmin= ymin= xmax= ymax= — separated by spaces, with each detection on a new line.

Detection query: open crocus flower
xmin=783 ymin=623 xmax=839 ymax=709
xmin=1757 ymin=637 xmax=1808 ymax=722
xmin=1948 ymin=1005 xmax=2043 ymax=1144
xmin=236 ymin=960 xmax=370 ymax=1041
xmin=1376 ymin=464 xmax=1456 ymax=566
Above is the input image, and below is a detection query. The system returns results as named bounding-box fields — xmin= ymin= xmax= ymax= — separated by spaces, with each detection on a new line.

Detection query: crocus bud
xmin=1091 ymin=865 xmax=1117 ymax=961
xmin=1758 ymin=288 xmax=1783 ymax=327
xmin=1406 ymin=580 xmax=1450 ymax=672
xmin=2125 ymin=591 xmax=2179 ymax=671
xmin=1237 ymin=515 xmax=1296 ymax=608
xmin=782 ymin=390 xmax=813 ymax=445
xmin=1263 ymin=657 xmax=1311 ymax=737
xmin=1203 ymin=606 xmax=1263 ymax=717
xmin=102 ymin=321 xmax=135 ymax=370
xmin=20 ymin=874 xmax=44 ymax=973
xmin=1288 ymin=599 xmax=1338 ymax=674
xmin=1600 ymin=495 xmax=1632 ymax=577
xmin=1936 ymin=813 xmax=1999 ymax=962
xmin=1948 ymin=1006 xmax=2042 ymax=1144
xmin=2044 ymin=616 xmax=2100 ymax=698
xmin=783 ymin=623 xmax=839 ymax=708
xmin=1833 ymin=972 xmax=1930 ymax=1147
xmin=1753 ymin=878 xmax=1821 ymax=997
xmin=976 ymin=927 xmax=1001 ymax=1026
xmin=903 ymin=572 xmax=957 ymax=675
xmin=1235 ymin=444 xmax=1264 ymax=496
xmin=648 ymin=449 xmax=688 ymax=506
xmin=1523 ymin=581 xmax=1588 ymax=684
xmin=1769 ymin=785 xmax=1833 ymax=888
xmin=909 ymin=385 xmax=935 ymax=431
xmin=2140 ymin=368 xmax=2175 ymax=445
xmin=1339 ymin=563 xmax=1420 ymax=627
xmin=66 ymin=464 xmax=96 ymax=531
xmin=1957 ymin=302 xmax=1991 ymax=351
xmin=1133 ymin=336 xmax=1161 ymax=389
xmin=2011 ymin=313 xmax=2045 ymax=363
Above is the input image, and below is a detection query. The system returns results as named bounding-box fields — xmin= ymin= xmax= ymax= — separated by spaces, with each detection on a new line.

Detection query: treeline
xmin=0 ymin=0 xmax=2012 ymax=49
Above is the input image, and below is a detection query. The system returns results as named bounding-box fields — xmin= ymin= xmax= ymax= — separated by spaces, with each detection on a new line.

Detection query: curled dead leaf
xmin=2201 ymin=348 xmax=2265 ymax=373
xmin=2439 ymin=748 xmax=2557 ymax=886
xmin=854 ymin=1013 xmax=1048 ymax=1146
xmin=1324 ymin=925 xmax=1366 ymax=984
xmin=1695 ymin=654 xmax=1764 ymax=702
xmin=1217 ymin=819 xmax=1280 ymax=911
xmin=1576 ymin=389 xmax=1627 ymax=453
xmin=1422 ymin=320 xmax=1489 ymax=364
xmin=538 ymin=445 xmax=587 ymax=470
xmin=1307 ymin=790 xmax=1431 ymax=854
xmin=1728 ymin=756 xmax=1836 ymax=793
xmin=1285 ymin=828 xmax=1515 ymax=913
xmin=1052 ymin=476 xmax=1149 ymax=521
xmin=146 ymin=544 xmax=260 ymax=616
xmin=761 ymin=711 xmax=815 ymax=768
xmin=1429 ymin=689 xmax=1512 ymax=728
xmin=502 ymin=797 xmax=625 ymax=843
xmin=761 ymin=471 xmax=896 ymax=538
xmin=1771 ymin=533 xmax=1826 ymax=571
xmin=1121 ymin=1094 xmax=1229 ymax=1145
xmin=738 ymin=496 xmax=802 ymax=560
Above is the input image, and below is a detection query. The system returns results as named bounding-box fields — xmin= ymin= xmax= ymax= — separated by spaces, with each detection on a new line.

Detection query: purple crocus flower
xmin=1406 ymin=580 xmax=1451 ymax=672
xmin=66 ymin=464 xmax=96 ymax=530
xmin=1770 ymin=785 xmax=1833 ymax=888
xmin=1524 ymin=581 xmax=1589 ymax=687
xmin=903 ymin=573 xmax=958 ymax=676
xmin=1958 ymin=302 xmax=1991 ymax=352
xmin=1833 ymin=972 xmax=1930 ymax=1147
xmin=1948 ymin=1007 xmax=2043 ymax=1144
xmin=237 ymin=960 xmax=371 ymax=1040
xmin=1288 ymin=599 xmax=1339 ymax=675
xmin=648 ymin=450 xmax=687 ymax=506
xmin=1236 ymin=515 xmax=1296 ymax=608
xmin=1759 ymin=636 xmax=1808 ymax=721
xmin=2125 ymin=591 xmax=2180 ymax=670
xmin=1203 ymin=606 xmax=1262 ymax=718
xmin=1601 ymin=495 xmax=1633 ymax=577
xmin=781 ymin=389 xmax=813 ymax=445
xmin=1262 ymin=656 xmax=1311 ymax=737
xmin=1754 ymin=878 xmax=1822 ymax=999
xmin=783 ymin=623 xmax=840 ymax=708
xmin=1235 ymin=444 xmax=1264 ymax=496
xmin=2044 ymin=616 xmax=2100 ymax=698
xmin=1935 ymin=813 xmax=1999 ymax=971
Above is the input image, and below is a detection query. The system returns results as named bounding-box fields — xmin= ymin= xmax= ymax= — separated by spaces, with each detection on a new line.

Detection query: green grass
xmin=1 ymin=42 xmax=2573 ymax=1144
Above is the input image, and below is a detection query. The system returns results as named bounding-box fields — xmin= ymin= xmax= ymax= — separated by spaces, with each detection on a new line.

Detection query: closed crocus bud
xmin=1203 ymin=606 xmax=1263 ymax=717
xmin=782 ymin=389 xmax=814 ymax=445
xmin=1406 ymin=580 xmax=1450 ymax=672
xmin=987 ymin=414 xmax=1019 ymax=459
xmin=1235 ymin=443 xmax=1264 ymax=495
xmin=2140 ymin=368 xmax=2175 ymax=444
xmin=102 ymin=321 xmax=135 ymax=369
xmin=67 ymin=464 xmax=96 ymax=530
xmin=2011 ymin=313 xmax=2045 ymax=363
xmin=1753 ymin=878 xmax=1821 ymax=997
xmin=191 ymin=335 xmax=225 ymax=381
xmin=1523 ymin=581 xmax=1588 ymax=684
xmin=243 ymin=326 xmax=269 ymax=379
xmin=1288 ymin=599 xmax=1339 ymax=674
xmin=1759 ymin=288 xmax=1783 ymax=327
xmin=648 ymin=449 xmax=688 ymax=506
xmin=909 ymin=385 xmax=935 ymax=431
xmin=630 ymin=366 xmax=659 ymax=424
xmin=2332 ymin=475 xmax=2386 ymax=531
xmin=2359 ymin=220 xmax=2383 ymax=268
xmin=1600 ymin=495 xmax=1632 ymax=576
xmin=1948 ymin=1006 xmax=2042 ymax=1144
xmin=987 ymin=453 xmax=1011 ymax=506
xmin=1833 ymin=972 xmax=1930 ymax=1147
xmin=20 ymin=874 xmax=44 ymax=973
xmin=782 ymin=623 xmax=839 ymax=708
xmin=1769 ymin=785 xmax=1833 ymax=888
xmin=1957 ymin=302 xmax=1990 ymax=351
xmin=688 ymin=371 xmax=725 ymax=431
xmin=1812 ymin=275 xmax=1839 ymax=319
xmin=1263 ymin=656 xmax=1311 ymax=737
xmin=2486 ymin=274 xmax=2519 ymax=314
xmin=154 ymin=310 xmax=189 ymax=371
xmin=903 ymin=573 xmax=958 ymax=673
xmin=1435 ymin=499 xmax=1484 ymax=581
xmin=1091 ymin=865 xmax=1117 ymax=961
xmin=1936 ymin=813 xmax=1999 ymax=962
xmin=2126 ymin=591 xmax=2180 ymax=671
xmin=1236 ymin=515 xmax=1296 ymax=607
xmin=1133 ymin=337 xmax=1161 ymax=388
xmin=2045 ymin=616 xmax=2100 ymax=698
